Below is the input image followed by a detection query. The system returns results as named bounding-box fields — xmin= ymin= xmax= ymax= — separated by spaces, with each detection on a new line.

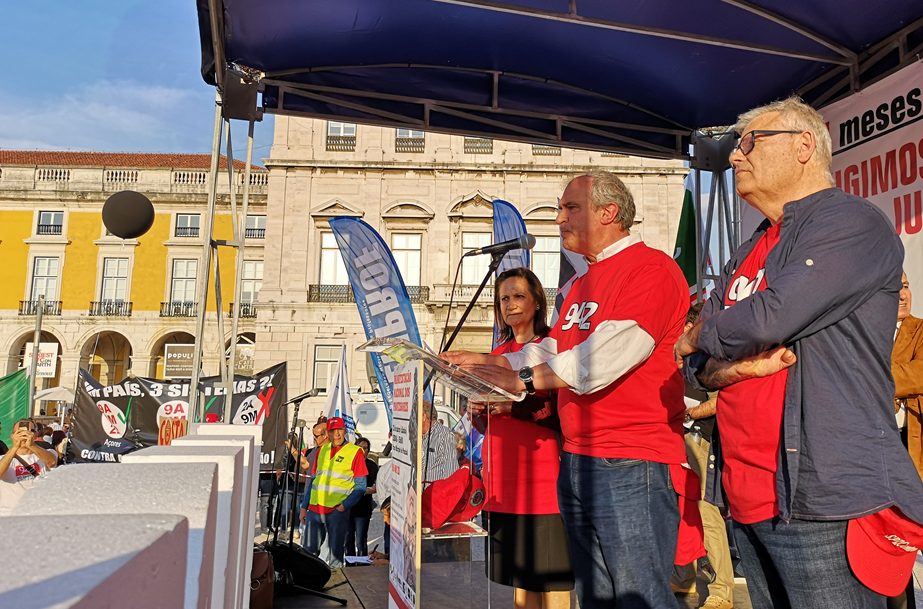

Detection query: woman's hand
xmin=487 ymin=402 xmax=513 ymax=416
xmin=468 ymin=401 xmax=487 ymax=416
xmin=442 ymin=351 xmax=491 ymax=366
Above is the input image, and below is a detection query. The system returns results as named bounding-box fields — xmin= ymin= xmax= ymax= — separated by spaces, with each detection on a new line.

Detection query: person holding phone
xmin=0 ymin=419 xmax=57 ymax=515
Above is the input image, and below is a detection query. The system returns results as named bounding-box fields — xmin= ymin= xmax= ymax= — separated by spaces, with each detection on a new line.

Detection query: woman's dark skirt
xmin=485 ymin=511 xmax=575 ymax=592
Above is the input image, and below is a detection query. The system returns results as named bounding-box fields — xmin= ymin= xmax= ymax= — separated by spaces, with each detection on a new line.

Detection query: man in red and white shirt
xmin=445 ymin=171 xmax=690 ymax=609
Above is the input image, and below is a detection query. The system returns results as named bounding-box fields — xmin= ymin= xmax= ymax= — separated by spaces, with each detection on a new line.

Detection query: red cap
xmin=847 ymin=507 xmax=923 ymax=595
xmin=204 ymin=413 xmax=220 ymax=423
xmin=326 ymin=417 xmax=345 ymax=431
xmin=421 ymin=465 xmax=485 ymax=530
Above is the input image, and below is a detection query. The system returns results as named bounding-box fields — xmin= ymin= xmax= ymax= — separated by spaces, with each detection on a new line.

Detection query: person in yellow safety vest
xmin=299 ymin=417 xmax=368 ymax=568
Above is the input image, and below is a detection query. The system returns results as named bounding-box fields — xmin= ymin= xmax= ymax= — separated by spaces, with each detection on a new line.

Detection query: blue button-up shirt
xmin=684 ymin=188 xmax=923 ymax=523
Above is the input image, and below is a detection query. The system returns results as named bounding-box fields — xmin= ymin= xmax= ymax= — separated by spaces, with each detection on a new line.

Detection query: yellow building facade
xmin=0 ymin=152 xmax=268 ymax=403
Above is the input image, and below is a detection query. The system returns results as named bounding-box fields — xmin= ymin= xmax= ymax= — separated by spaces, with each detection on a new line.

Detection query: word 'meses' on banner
xmin=328 ymin=216 xmax=423 ymax=428
xmin=70 ymin=363 xmax=288 ymax=470
xmin=820 ymin=61 xmax=923 ymax=316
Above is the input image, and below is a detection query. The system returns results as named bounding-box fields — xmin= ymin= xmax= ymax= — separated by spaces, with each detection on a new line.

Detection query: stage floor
xmin=273 ymin=561 xmax=753 ymax=609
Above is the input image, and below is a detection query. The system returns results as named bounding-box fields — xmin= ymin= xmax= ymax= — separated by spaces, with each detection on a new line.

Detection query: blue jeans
xmin=734 ymin=517 xmax=885 ymax=609
xmin=304 ymin=508 xmax=350 ymax=568
xmin=557 ymin=452 xmax=679 ymax=609
xmin=346 ymin=515 xmax=372 ymax=556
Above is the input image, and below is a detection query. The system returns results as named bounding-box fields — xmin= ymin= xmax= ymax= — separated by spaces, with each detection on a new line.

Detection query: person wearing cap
xmin=675 ymin=96 xmax=923 ymax=607
xmin=299 ymin=416 xmax=368 ymax=568
xmin=444 ymin=170 xmax=693 ymax=609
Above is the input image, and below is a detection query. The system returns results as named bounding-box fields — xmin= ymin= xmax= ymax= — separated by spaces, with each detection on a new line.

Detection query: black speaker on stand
xmin=259 ymin=390 xmax=345 ymax=605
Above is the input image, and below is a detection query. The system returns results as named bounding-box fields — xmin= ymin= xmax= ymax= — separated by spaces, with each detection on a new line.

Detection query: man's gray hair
xmin=585 ymin=170 xmax=635 ymax=231
xmin=735 ymin=96 xmax=833 ymax=182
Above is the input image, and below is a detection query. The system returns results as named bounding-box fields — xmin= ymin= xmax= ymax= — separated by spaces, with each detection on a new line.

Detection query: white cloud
xmin=0 ymin=79 xmax=211 ymax=153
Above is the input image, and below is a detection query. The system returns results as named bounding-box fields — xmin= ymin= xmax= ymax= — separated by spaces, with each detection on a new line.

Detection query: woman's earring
xmin=535 ymin=306 xmax=540 ymax=310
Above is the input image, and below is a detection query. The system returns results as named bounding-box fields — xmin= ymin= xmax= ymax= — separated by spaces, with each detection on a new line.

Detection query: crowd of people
xmin=4 ymin=95 xmax=920 ymax=609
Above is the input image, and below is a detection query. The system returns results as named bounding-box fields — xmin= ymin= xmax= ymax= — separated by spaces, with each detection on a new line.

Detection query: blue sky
xmin=0 ymin=0 xmax=274 ymax=163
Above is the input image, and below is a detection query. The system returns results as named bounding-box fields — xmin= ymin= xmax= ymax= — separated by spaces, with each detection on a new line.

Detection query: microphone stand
xmin=442 ymin=251 xmax=505 ymax=353
xmin=271 ymin=393 xmax=307 ymax=545
xmin=288 ymin=420 xmax=307 ymax=547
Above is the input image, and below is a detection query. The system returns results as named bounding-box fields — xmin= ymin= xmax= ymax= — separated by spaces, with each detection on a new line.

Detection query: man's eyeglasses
xmin=735 ymin=130 xmax=803 ymax=155
xmin=313 ymin=432 xmax=325 ymax=438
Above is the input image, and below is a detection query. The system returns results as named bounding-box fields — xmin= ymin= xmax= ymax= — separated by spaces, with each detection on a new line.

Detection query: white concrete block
xmin=123 ymin=445 xmax=244 ymax=609
xmin=13 ymin=463 xmax=219 ymax=609
xmin=0 ymin=514 xmax=188 ymax=609
xmin=176 ymin=427 xmax=260 ymax=609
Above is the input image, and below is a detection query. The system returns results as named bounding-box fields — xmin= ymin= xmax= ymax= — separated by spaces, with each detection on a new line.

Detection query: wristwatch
xmin=518 ymin=366 xmax=536 ymax=395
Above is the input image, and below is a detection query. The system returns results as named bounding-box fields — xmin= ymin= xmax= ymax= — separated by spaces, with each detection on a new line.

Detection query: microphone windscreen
xmin=520 ymin=233 xmax=537 ymax=249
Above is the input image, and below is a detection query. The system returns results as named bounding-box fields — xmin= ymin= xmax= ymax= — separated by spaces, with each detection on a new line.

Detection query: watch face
xmin=518 ymin=367 xmax=532 ymax=380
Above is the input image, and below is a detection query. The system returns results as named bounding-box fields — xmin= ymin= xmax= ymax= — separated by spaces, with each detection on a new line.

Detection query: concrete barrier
xmin=123 ymin=445 xmax=244 ymax=609
xmin=175 ymin=426 xmax=261 ymax=609
xmin=13 ymin=462 xmax=219 ymax=609
xmin=0 ymin=513 xmax=188 ymax=609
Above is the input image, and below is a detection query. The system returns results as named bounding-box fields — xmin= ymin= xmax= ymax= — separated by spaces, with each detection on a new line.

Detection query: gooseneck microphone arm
xmin=442 ymin=251 xmax=506 ymax=354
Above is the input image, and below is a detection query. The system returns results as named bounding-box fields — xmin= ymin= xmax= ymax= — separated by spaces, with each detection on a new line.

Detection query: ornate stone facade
xmin=254 ymin=118 xmax=687 ymax=417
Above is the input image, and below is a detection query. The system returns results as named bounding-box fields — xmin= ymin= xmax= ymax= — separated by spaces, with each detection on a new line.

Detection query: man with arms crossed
xmin=445 ymin=170 xmax=690 ymax=608
xmin=676 ymin=97 xmax=923 ymax=608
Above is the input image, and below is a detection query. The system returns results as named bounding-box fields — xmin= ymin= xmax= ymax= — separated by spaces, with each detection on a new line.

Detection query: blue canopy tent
xmin=197 ymin=0 xmax=923 ymax=158
xmin=187 ymin=0 xmax=923 ymax=417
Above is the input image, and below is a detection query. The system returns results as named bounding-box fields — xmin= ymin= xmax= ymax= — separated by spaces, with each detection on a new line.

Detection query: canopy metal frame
xmin=190 ymin=0 xmax=923 ymax=395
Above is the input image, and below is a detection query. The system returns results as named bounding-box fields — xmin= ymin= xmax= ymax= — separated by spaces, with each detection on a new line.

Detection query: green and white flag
xmin=0 ymin=369 xmax=30 ymax=447
xmin=673 ymin=172 xmax=699 ymax=304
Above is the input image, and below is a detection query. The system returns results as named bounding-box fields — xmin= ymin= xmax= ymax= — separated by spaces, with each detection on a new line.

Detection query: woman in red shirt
xmin=474 ymin=268 xmax=574 ymax=609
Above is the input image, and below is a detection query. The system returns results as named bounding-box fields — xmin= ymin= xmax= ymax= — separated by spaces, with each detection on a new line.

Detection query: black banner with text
xmin=69 ymin=363 xmax=288 ymax=470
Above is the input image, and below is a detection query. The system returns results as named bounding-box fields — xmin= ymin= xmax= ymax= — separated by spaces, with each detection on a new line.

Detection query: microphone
xmin=463 ymin=233 xmax=536 ymax=257
xmin=285 ymin=389 xmax=319 ymax=404
xmin=296 ymin=419 xmax=307 ymax=429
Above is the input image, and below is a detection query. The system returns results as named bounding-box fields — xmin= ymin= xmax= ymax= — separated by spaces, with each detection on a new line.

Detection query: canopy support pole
xmin=190 ymin=93 xmax=224 ymax=423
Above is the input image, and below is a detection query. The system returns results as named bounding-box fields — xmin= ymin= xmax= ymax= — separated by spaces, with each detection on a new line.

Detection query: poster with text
xmin=821 ymin=61 xmax=923 ymax=316
xmin=389 ymin=361 xmax=422 ymax=609
xmin=69 ymin=363 xmax=288 ymax=470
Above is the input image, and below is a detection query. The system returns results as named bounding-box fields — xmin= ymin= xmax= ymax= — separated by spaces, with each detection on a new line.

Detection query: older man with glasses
xmin=675 ymin=96 xmax=923 ymax=608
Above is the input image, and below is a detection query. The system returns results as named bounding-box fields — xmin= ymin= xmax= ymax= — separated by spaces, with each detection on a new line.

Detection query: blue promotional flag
xmin=328 ymin=217 xmax=423 ymax=428
xmin=492 ymin=199 xmax=529 ymax=274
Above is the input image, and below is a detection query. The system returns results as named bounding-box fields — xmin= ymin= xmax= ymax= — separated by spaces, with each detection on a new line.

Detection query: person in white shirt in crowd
xmin=0 ymin=419 xmax=57 ymax=516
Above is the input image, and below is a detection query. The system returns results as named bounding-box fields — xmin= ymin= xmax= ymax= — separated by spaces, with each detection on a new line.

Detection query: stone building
xmin=0 ymin=151 xmax=268 ymax=411
xmin=254 ymin=118 xmax=687 ymax=417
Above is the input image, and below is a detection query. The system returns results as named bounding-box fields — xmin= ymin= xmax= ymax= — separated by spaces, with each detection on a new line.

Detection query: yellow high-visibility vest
xmin=309 ymin=442 xmax=362 ymax=509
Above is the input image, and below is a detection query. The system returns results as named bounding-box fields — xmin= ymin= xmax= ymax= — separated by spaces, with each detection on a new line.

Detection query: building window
xmin=31 ymin=257 xmax=59 ymax=300
xmin=176 ymin=214 xmax=200 ymax=237
xmin=391 ymin=233 xmax=422 ymax=286
xmin=531 ymin=236 xmax=561 ymax=291
xmin=171 ymin=259 xmax=198 ymax=302
xmin=532 ymin=144 xmax=561 ymax=156
xmin=37 ymin=211 xmax=63 ymax=235
xmin=327 ymin=122 xmax=357 ymax=151
xmin=241 ymin=261 xmax=263 ymax=303
xmin=395 ymin=128 xmax=425 ymax=153
xmin=101 ymin=258 xmax=129 ymax=301
xmin=461 ymin=232 xmax=492 ymax=285
xmin=313 ymin=345 xmax=342 ymax=394
xmin=320 ymin=232 xmax=349 ymax=285
xmin=464 ymin=137 xmax=493 ymax=154
xmin=245 ymin=215 xmax=266 ymax=239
